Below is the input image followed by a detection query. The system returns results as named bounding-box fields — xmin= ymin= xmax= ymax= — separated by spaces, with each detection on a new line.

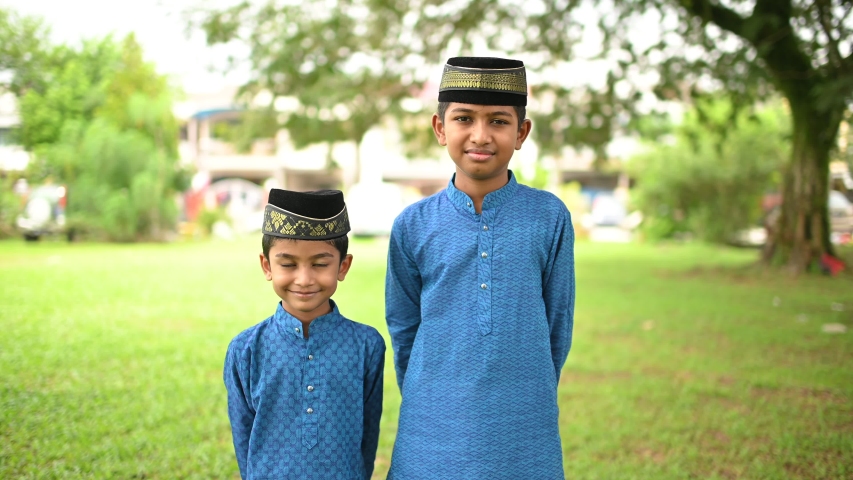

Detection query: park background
xmin=1 ymin=1 xmax=852 ymax=478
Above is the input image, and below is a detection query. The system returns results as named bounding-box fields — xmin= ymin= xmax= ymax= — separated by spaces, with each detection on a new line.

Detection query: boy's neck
xmin=281 ymin=300 xmax=332 ymax=339
xmin=454 ymin=169 xmax=510 ymax=214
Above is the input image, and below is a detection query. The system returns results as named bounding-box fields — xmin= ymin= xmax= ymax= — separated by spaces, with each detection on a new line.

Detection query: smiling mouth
xmin=289 ymin=291 xmax=319 ymax=298
xmin=466 ymin=149 xmax=495 ymax=161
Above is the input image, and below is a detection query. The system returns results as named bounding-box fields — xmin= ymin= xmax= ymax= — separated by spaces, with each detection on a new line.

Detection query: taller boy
xmin=385 ymin=57 xmax=576 ymax=478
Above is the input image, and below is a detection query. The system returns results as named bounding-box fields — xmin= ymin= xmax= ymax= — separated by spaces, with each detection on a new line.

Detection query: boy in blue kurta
xmin=225 ymin=189 xmax=386 ymax=480
xmin=385 ymin=57 xmax=575 ymax=478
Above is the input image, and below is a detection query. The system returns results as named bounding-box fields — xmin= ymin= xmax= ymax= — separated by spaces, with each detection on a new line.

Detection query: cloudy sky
xmin=2 ymin=0 xmax=248 ymax=93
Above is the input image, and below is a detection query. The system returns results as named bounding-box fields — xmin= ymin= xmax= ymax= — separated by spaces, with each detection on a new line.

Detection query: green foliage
xmin=233 ymin=109 xmax=279 ymax=153
xmin=628 ymin=99 xmax=789 ymax=243
xmin=189 ymin=1 xmax=853 ymax=266
xmin=3 ymin=15 xmax=187 ymax=242
xmin=196 ymin=207 xmax=230 ymax=236
xmin=41 ymin=118 xmax=183 ymax=241
xmin=0 ymin=8 xmax=56 ymax=97
xmin=514 ymin=162 xmax=550 ymax=190
xmin=190 ymin=1 xmax=412 ymax=182
xmin=188 ymin=0 xmax=849 ymax=167
xmin=396 ymin=110 xmax=444 ymax=159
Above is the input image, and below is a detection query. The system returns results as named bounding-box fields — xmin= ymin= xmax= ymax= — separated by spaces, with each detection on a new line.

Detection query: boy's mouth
xmin=289 ymin=290 xmax=319 ymax=299
xmin=465 ymin=149 xmax=495 ymax=161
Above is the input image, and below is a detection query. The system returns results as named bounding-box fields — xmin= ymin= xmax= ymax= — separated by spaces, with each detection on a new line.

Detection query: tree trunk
xmin=762 ymin=99 xmax=843 ymax=273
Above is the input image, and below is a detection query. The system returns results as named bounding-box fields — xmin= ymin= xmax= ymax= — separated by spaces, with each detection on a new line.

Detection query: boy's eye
xmin=453 ymin=116 xmax=471 ymax=122
xmin=313 ymin=263 xmax=329 ymax=268
xmin=492 ymin=119 xmax=509 ymax=125
xmin=280 ymin=264 xmax=295 ymax=268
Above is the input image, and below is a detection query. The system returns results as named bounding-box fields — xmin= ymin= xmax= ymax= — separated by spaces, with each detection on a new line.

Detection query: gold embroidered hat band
xmin=438 ymin=57 xmax=527 ymax=107
xmin=262 ymin=189 xmax=350 ymax=240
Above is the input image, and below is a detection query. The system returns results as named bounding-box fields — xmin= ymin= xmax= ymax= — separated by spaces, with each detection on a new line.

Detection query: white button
xmin=308 ymin=354 xmax=314 ymax=360
xmin=307 ymin=385 xmax=314 ymax=392
xmin=481 ymin=283 xmax=487 ymax=289
xmin=467 ymin=202 xmax=472 ymax=207
xmin=481 ymin=252 xmax=488 ymax=258
xmin=295 ymin=328 xmax=300 ymax=333
xmin=306 ymin=408 xmax=314 ymax=414
xmin=483 ymin=225 xmax=489 ymax=231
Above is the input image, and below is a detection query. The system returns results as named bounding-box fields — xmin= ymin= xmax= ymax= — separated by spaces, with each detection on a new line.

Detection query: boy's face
xmin=260 ymin=238 xmax=353 ymax=322
xmin=432 ymin=103 xmax=532 ymax=183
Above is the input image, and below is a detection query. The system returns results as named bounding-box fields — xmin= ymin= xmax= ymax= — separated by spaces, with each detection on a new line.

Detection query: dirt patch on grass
xmin=634 ymin=446 xmax=667 ymax=465
xmin=638 ymin=366 xmax=703 ymax=384
xmin=655 ymin=263 xmax=770 ymax=284
xmin=749 ymin=385 xmax=848 ymax=406
xmin=783 ymin=449 xmax=849 ymax=479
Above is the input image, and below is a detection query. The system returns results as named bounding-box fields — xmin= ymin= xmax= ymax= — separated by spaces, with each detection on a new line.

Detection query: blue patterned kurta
xmin=224 ymin=301 xmax=385 ymax=480
xmin=385 ymin=172 xmax=575 ymax=479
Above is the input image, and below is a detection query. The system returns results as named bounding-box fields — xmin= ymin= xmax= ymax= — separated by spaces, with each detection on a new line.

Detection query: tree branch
xmin=816 ymin=0 xmax=844 ymax=70
xmin=676 ymin=0 xmax=746 ymax=37
xmin=843 ymin=51 xmax=853 ymax=72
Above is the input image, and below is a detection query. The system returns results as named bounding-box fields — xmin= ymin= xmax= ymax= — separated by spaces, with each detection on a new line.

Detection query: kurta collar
xmin=446 ymin=170 xmax=519 ymax=214
xmin=274 ymin=300 xmax=343 ymax=338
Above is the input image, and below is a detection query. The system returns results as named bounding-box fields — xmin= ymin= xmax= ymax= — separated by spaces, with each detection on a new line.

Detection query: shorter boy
xmin=224 ymin=189 xmax=386 ymax=480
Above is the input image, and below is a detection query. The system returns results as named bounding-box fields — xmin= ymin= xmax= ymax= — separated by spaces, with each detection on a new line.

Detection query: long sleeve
xmin=385 ymin=216 xmax=422 ymax=391
xmin=542 ymin=210 xmax=576 ymax=383
xmin=224 ymin=340 xmax=255 ymax=480
xmin=361 ymin=336 xmax=386 ymax=478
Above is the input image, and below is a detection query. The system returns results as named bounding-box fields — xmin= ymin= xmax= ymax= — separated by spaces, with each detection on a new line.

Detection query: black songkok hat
xmin=438 ymin=57 xmax=527 ymax=107
xmin=262 ymin=189 xmax=350 ymax=240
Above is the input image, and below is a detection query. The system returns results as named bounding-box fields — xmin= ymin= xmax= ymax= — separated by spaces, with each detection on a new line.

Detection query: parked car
xmin=16 ymin=184 xmax=73 ymax=241
xmin=829 ymin=190 xmax=853 ymax=233
xmin=732 ymin=190 xmax=853 ymax=247
xmin=589 ymin=194 xmax=627 ymax=227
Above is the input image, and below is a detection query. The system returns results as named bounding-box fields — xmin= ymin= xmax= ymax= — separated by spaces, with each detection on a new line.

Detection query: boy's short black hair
xmin=437 ymin=102 xmax=526 ymax=130
xmin=262 ymin=234 xmax=349 ymax=261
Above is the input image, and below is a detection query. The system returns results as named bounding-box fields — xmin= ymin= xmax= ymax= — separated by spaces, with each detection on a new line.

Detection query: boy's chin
xmin=282 ymin=296 xmax=331 ymax=313
xmin=455 ymin=164 xmax=510 ymax=180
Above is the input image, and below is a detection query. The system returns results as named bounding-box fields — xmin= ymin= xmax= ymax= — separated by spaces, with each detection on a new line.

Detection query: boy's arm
xmin=224 ymin=339 xmax=255 ymax=480
xmin=361 ymin=335 xmax=386 ymax=478
xmin=385 ymin=216 xmax=422 ymax=391
xmin=543 ymin=209 xmax=576 ymax=383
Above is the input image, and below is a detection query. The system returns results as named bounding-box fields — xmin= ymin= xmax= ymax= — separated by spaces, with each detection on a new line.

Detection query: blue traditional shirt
xmin=385 ymin=172 xmax=575 ymax=479
xmin=224 ymin=300 xmax=385 ymax=480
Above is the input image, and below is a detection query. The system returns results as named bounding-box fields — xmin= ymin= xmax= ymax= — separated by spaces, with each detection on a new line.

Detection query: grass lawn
xmin=1 ymin=237 xmax=851 ymax=479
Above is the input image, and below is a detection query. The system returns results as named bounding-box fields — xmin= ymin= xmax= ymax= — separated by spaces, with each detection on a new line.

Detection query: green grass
xmin=1 ymin=237 xmax=850 ymax=479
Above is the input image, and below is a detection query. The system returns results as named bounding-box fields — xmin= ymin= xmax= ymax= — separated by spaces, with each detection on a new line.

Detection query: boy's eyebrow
xmin=449 ymin=107 xmax=513 ymax=117
xmin=274 ymin=252 xmax=334 ymax=259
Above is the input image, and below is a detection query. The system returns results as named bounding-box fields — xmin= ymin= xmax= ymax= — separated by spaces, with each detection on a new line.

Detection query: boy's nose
xmin=470 ymin=121 xmax=491 ymax=145
xmin=294 ymin=267 xmax=314 ymax=285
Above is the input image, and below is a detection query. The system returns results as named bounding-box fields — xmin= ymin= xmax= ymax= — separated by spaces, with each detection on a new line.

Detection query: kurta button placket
xmin=477 ymin=208 xmax=494 ymax=335
xmin=302 ymin=335 xmax=319 ymax=449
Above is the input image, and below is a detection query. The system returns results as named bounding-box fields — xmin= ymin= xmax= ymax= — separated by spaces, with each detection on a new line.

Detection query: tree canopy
xmin=1 ymin=8 xmax=188 ymax=241
xmin=190 ymin=0 xmax=849 ymax=271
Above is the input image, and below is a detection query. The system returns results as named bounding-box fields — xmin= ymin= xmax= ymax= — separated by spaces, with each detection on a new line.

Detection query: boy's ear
xmin=259 ymin=253 xmax=273 ymax=281
xmin=515 ymin=118 xmax=532 ymax=150
xmin=432 ymin=113 xmax=447 ymax=146
xmin=337 ymin=254 xmax=353 ymax=281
